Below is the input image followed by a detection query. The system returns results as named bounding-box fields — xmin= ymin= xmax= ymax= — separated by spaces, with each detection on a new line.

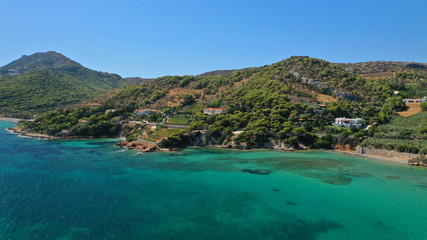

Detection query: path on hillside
xmin=146 ymin=122 xmax=189 ymax=129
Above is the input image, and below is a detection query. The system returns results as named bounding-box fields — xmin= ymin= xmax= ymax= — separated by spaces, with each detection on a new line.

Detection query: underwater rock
xmin=242 ymin=169 xmax=272 ymax=175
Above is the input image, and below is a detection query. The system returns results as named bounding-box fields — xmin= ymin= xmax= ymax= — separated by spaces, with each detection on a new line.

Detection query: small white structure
xmin=402 ymin=98 xmax=426 ymax=104
xmin=105 ymin=109 xmax=116 ymax=114
xmin=134 ymin=109 xmax=160 ymax=116
xmin=129 ymin=121 xmax=145 ymax=124
xmin=333 ymin=118 xmax=364 ymax=128
xmin=204 ymin=108 xmax=227 ymax=115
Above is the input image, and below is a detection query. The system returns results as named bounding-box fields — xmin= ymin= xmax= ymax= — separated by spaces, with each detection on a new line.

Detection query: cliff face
xmin=356 ymin=146 xmax=418 ymax=162
xmin=180 ymin=131 xmax=299 ymax=151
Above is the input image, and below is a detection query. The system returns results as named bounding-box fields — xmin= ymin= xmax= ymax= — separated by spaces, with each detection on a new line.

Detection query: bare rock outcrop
xmin=289 ymin=70 xmax=360 ymax=100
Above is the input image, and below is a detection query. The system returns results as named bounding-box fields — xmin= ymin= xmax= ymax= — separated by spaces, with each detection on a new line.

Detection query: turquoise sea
xmin=0 ymin=120 xmax=426 ymax=240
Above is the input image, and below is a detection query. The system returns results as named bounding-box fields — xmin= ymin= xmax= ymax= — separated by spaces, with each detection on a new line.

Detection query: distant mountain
xmin=0 ymin=51 xmax=131 ymax=117
xmin=123 ymin=77 xmax=154 ymax=85
xmin=0 ymin=51 xmax=77 ymax=75
xmin=337 ymin=61 xmax=427 ymax=74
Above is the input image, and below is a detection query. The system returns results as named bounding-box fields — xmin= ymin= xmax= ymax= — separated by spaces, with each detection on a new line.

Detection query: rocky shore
xmin=116 ymin=139 xmax=159 ymax=153
xmin=8 ymin=126 xmax=57 ymax=139
xmin=4 ymin=122 xmax=425 ymax=167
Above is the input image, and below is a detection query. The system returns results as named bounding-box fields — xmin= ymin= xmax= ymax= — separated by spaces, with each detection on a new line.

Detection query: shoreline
xmin=0 ymin=117 xmax=24 ymax=123
xmin=2 ymin=121 xmax=418 ymax=166
xmin=333 ymin=149 xmax=408 ymax=165
xmin=7 ymin=126 xmax=57 ymax=139
xmin=5 ymin=124 xmax=125 ymax=141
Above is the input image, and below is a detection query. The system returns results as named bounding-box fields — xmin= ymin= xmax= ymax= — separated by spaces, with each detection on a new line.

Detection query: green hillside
xmin=338 ymin=61 xmax=427 ymax=98
xmin=0 ymin=51 xmax=131 ymax=117
xmin=362 ymin=111 xmax=427 ymax=154
xmin=21 ymin=56 xmax=413 ymax=150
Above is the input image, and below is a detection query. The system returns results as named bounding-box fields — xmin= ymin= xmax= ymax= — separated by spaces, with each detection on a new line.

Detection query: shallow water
xmin=0 ymin=121 xmax=426 ymax=240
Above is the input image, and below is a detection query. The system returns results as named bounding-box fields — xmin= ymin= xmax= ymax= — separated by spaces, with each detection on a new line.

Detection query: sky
xmin=1 ymin=0 xmax=426 ymax=78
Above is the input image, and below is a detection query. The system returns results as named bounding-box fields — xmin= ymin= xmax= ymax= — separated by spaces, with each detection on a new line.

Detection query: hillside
xmin=123 ymin=77 xmax=154 ymax=85
xmin=0 ymin=51 xmax=132 ymax=117
xmin=362 ymin=111 xmax=427 ymax=153
xmin=338 ymin=61 xmax=427 ymax=98
xmin=102 ymin=56 xmax=372 ymax=108
xmin=22 ymin=56 xmax=420 ymax=152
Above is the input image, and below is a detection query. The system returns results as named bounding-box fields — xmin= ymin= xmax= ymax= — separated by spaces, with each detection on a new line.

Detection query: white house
xmin=333 ymin=118 xmax=364 ymax=128
xmin=402 ymin=98 xmax=426 ymax=104
xmin=204 ymin=108 xmax=227 ymax=115
xmin=134 ymin=109 xmax=160 ymax=116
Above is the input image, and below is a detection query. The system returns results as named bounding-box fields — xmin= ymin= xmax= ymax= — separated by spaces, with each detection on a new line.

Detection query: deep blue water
xmin=0 ymin=120 xmax=426 ymax=240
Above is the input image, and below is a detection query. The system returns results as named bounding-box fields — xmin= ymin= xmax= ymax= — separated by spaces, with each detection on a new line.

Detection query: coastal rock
xmin=140 ymin=145 xmax=158 ymax=153
xmin=118 ymin=139 xmax=159 ymax=152
xmin=335 ymin=144 xmax=354 ymax=152
xmin=174 ymin=130 xmax=300 ymax=151
xmin=408 ymin=155 xmax=426 ymax=166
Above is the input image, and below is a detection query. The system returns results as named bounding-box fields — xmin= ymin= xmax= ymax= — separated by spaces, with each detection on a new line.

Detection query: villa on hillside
xmin=333 ymin=117 xmax=364 ymax=128
xmin=204 ymin=108 xmax=227 ymax=115
xmin=402 ymin=98 xmax=426 ymax=104
xmin=134 ymin=109 xmax=160 ymax=116
xmin=87 ymin=103 xmax=101 ymax=108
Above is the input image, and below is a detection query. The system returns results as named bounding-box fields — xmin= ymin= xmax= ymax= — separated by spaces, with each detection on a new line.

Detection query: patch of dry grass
xmin=398 ymin=103 xmax=421 ymax=117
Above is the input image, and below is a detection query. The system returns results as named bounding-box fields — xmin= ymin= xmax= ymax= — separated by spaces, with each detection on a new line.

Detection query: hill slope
xmin=19 ymin=56 xmax=426 ymax=154
xmin=0 ymin=51 xmax=131 ymax=117
xmin=337 ymin=61 xmax=427 ymax=99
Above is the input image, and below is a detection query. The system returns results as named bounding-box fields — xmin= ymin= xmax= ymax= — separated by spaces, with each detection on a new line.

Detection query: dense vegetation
xmin=0 ymin=51 xmax=132 ymax=117
xmin=362 ymin=112 xmax=427 ymax=154
xmin=23 ymin=105 xmax=123 ymax=137
xmin=18 ymin=56 xmax=427 ymax=153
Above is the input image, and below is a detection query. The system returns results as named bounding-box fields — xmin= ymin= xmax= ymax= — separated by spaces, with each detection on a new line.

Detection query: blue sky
xmin=1 ymin=0 xmax=426 ymax=78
